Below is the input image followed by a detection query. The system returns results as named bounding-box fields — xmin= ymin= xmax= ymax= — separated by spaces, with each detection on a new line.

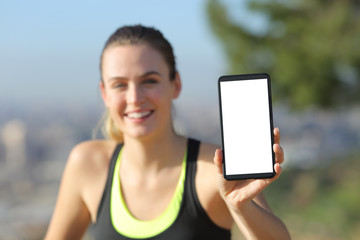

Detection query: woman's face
xmin=100 ymin=44 xmax=181 ymax=140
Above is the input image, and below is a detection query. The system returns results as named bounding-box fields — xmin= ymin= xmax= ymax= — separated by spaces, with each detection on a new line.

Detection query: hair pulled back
xmin=100 ymin=24 xmax=177 ymax=80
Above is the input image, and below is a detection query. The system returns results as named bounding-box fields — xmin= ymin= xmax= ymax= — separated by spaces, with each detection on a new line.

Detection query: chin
xmin=125 ymin=128 xmax=156 ymax=140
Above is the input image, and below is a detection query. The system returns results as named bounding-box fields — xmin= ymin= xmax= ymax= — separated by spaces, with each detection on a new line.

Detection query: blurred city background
xmin=1 ymin=0 xmax=359 ymax=239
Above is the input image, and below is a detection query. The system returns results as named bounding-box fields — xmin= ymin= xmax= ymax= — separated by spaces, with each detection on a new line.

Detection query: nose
xmin=126 ymin=84 xmax=144 ymax=105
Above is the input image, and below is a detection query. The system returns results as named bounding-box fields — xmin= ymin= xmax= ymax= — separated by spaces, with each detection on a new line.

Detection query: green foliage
xmin=206 ymin=0 xmax=360 ymax=109
xmin=263 ymin=152 xmax=360 ymax=239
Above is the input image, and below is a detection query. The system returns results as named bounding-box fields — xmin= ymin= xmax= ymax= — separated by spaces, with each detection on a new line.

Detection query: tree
xmin=206 ymin=0 xmax=360 ymax=109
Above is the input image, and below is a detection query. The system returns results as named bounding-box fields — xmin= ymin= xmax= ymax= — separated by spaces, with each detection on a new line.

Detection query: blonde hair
xmin=92 ymin=109 xmax=123 ymax=142
xmin=103 ymin=110 xmax=123 ymax=142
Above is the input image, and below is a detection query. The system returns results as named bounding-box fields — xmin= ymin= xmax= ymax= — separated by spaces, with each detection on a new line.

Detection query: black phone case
xmin=218 ymin=73 xmax=276 ymax=180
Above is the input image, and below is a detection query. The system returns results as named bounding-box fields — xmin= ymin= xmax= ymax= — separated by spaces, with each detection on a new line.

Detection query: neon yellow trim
xmin=110 ymin=148 xmax=187 ymax=238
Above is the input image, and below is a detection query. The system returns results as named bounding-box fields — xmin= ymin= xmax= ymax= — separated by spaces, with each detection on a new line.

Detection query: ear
xmin=172 ymin=72 xmax=182 ymax=99
xmin=100 ymin=81 xmax=110 ymax=107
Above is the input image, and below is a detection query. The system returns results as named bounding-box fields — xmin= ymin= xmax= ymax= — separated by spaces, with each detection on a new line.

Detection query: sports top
xmin=92 ymin=138 xmax=231 ymax=240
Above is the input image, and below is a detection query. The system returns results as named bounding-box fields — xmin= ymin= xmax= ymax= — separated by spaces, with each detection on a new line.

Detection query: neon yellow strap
xmin=110 ymin=148 xmax=187 ymax=238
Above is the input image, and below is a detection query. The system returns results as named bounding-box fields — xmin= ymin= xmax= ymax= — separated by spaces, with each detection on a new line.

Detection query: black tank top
xmin=91 ymin=138 xmax=231 ymax=240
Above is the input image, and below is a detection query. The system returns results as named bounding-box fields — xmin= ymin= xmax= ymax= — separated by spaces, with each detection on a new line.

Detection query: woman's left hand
xmin=214 ymin=127 xmax=284 ymax=213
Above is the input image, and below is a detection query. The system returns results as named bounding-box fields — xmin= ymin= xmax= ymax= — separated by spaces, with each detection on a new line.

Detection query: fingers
xmin=274 ymin=163 xmax=282 ymax=174
xmin=272 ymin=127 xmax=284 ymax=181
xmin=273 ymin=143 xmax=284 ymax=164
xmin=273 ymin=127 xmax=284 ymax=165
xmin=273 ymin=127 xmax=280 ymax=145
xmin=273 ymin=163 xmax=282 ymax=181
xmin=213 ymin=149 xmax=224 ymax=175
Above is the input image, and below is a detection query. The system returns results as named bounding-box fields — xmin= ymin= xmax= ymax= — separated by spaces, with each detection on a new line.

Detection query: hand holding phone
xmin=218 ymin=73 xmax=275 ymax=180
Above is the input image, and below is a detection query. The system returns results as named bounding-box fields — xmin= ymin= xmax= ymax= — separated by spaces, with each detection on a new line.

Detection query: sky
xmin=1 ymin=0 xmax=255 ymax=110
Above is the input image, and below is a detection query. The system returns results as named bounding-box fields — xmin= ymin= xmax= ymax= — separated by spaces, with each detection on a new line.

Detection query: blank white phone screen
xmin=220 ymin=78 xmax=273 ymax=175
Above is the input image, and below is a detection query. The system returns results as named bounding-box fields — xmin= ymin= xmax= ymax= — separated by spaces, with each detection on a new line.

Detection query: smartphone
xmin=218 ymin=73 xmax=275 ymax=180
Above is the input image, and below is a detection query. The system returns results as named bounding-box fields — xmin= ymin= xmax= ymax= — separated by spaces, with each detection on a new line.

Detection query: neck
xmin=122 ymin=131 xmax=186 ymax=172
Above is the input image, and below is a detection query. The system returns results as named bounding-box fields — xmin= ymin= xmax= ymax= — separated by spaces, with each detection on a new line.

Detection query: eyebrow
xmin=108 ymin=71 xmax=162 ymax=82
xmin=141 ymin=71 xmax=162 ymax=78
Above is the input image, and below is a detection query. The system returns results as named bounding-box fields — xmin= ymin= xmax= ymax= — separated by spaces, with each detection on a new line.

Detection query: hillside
xmin=264 ymin=151 xmax=360 ymax=239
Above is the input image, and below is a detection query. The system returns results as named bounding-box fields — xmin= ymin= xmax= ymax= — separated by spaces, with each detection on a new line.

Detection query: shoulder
xmin=198 ymin=141 xmax=219 ymax=162
xmin=195 ymin=141 xmax=220 ymax=200
xmin=197 ymin=141 xmax=220 ymax=174
xmin=65 ymin=140 xmax=118 ymax=181
xmin=68 ymin=140 xmax=117 ymax=166
xmin=63 ymin=140 xmax=119 ymax=218
xmin=188 ymin=139 xmax=220 ymax=181
xmin=44 ymin=140 xmax=119 ymax=238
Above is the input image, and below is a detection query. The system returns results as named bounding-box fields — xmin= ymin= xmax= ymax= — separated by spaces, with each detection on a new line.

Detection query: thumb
xmin=213 ymin=149 xmax=224 ymax=175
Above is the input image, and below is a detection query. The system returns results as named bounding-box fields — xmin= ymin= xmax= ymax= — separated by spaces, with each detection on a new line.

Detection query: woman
xmin=45 ymin=25 xmax=290 ymax=239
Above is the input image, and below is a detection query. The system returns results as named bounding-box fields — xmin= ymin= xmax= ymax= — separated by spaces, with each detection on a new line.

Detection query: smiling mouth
xmin=125 ymin=110 xmax=153 ymax=119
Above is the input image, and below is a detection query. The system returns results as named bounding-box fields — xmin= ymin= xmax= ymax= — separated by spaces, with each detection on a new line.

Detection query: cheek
xmin=150 ymin=85 xmax=174 ymax=103
xmin=150 ymin=91 xmax=172 ymax=110
xmin=107 ymin=96 xmax=126 ymax=129
xmin=106 ymin=92 xmax=126 ymax=112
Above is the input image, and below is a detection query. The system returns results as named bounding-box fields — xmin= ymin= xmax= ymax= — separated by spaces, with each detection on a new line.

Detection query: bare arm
xmin=228 ymin=197 xmax=290 ymax=240
xmin=44 ymin=145 xmax=92 ymax=240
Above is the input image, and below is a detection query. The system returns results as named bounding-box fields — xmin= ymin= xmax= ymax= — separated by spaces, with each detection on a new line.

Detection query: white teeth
xmin=127 ymin=111 xmax=152 ymax=119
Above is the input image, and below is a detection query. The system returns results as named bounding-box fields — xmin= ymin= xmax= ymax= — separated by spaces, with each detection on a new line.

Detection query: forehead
xmin=102 ymin=45 xmax=169 ymax=78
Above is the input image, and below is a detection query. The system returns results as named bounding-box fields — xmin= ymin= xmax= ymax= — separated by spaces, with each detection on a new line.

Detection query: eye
xmin=143 ymin=78 xmax=158 ymax=85
xmin=113 ymin=82 xmax=127 ymax=89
